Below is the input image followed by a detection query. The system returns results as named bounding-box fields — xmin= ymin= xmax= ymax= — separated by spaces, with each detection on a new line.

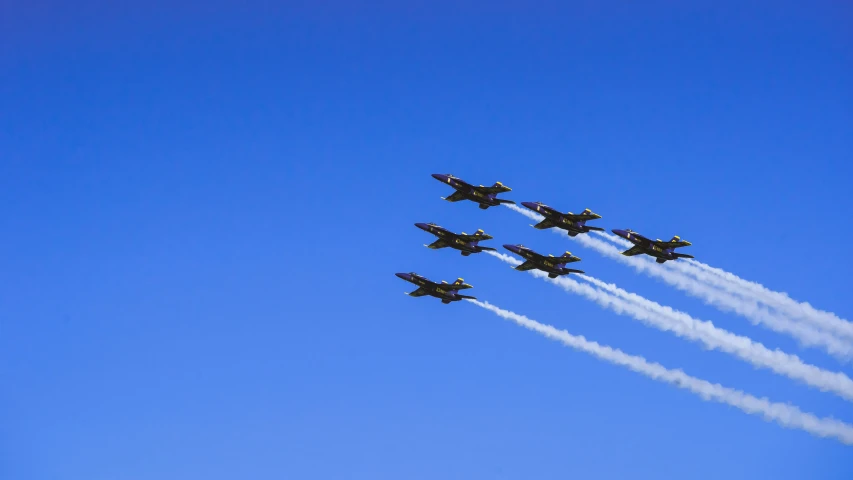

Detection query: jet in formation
xmin=610 ymin=229 xmax=694 ymax=263
xmin=396 ymin=272 xmax=476 ymax=304
xmin=521 ymin=201 xmax=604 ymax=236
xmin=415 ymin=223 xmax=497 ymax=256
xmin=432 ymin=173 xmax=516 ymax=210
xmin=503 ymin=244 xmax=585 ymax=278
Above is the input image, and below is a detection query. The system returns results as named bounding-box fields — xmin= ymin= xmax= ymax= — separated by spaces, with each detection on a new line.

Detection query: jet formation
xmin=397 ymin=173 xmax=695 ymax=303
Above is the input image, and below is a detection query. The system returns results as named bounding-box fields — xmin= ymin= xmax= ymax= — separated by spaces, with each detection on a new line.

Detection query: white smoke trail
xmin=486 ymin=251 xmax=853 ymax=402
xmin=503 ymin=204 xmax=853 ymax=359
xmin=589 ymin=230 xmax=853 ymax=342
xmin=469 ymin=299 xmax=853 ymax=445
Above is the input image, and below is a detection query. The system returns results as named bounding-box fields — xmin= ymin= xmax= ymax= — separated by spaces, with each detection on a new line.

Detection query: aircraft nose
xmin=395 ymin=273 xmax=412 ymax=281
xmin=611 ymin=229 xmax=628 ymax=238
xmin=521 ymin=201 xmax=538 ymax=210
xmin=414 ymin=223 xmax=430 ymax=231
xmin=432 ymin=173 xmax=449 ymax=182
xmin=503 ymin=244 xmax=521 ymax=253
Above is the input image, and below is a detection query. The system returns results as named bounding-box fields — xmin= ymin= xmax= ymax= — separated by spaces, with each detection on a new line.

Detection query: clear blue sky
xmin=2 ymin=2 xmax=852 ymax=478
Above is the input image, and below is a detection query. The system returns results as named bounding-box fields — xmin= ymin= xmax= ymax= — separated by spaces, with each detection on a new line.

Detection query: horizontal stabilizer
xmin=497 ymin=198 xmax=516 ymax=204
xmin=566 ymin=268 xmax=585 ymax=274
xmin=673 ymin=253 xmax=694 ymax=259
xmin=584 ymin=226 xmax=605 ymax=232
xmin=476 ymin=246 xmax=497 ymax=252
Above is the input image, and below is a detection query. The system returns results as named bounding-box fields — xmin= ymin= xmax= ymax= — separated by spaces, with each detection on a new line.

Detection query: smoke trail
xmin=503 ymin=204 xmax=853 ymax=359
xmin=486 ymin=251 xmax=853 ymax=402
xmin=589 ymin=230 xmax=853 ymax=342
xmin=468 ymin=299 xmax=853 ymax=445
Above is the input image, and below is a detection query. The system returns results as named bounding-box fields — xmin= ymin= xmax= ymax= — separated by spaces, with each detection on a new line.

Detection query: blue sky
xmin=2 ymin=2 xmax=852 ymax=478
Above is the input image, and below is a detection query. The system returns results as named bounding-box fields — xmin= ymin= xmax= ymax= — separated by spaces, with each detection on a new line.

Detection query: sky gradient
xmin=2 ymin=2 xmax=852 ymax=479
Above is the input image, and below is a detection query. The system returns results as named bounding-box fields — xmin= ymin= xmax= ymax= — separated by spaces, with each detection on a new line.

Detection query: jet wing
xmin=558 ymin=256 xmax=581 ymax=264
xmin=564 ymin=212 xmax=602 ymax=221
xmin=458 ymin=232 xmax=490 ymax=242
xmin=653 ymin=239 xmax=692 ymax=248
xmin=426 ymin=239 xmax=449 ymax=249
xmin=532 ymin=219 xmax=556 ymax=230
xmin=621 ymin=245 xmax=646 ymax=256
xmin=514 ymin=260 xmax=538 ymax=271
xmin=476 ymin=183 xmax=511 ymax=194
xmin=407 ymin=287 xmax=430 ymax=297
xmin=442 ymin=191 xmax=467 ymax=202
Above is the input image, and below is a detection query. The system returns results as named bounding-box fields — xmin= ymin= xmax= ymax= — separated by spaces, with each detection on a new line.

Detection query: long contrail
xmin=590 ymin=230 xmax=853 ymax=342
xmin=485 ymin=251 xmax=853 ymax=402
xmin=468 ymin=299 xmax=853 ymax=445
xmin=503 ymin=204 xmax=853 ymax=359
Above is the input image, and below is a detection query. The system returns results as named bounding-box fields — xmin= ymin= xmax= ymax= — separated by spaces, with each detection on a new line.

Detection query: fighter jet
xmin=432 ymin=173 xmax=515 ymax=210
xmin=415 ymin=223 xmax=497 ymax=256
xmin=521 ymin=201 xmax=604 ymax=236
xmin=610 ymin=229 xmax=694 ymax=264
xmin=395 ymin=272 xmax=476 ymax=304
xmin=503 ymin=244 xmax=585 ymax=278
